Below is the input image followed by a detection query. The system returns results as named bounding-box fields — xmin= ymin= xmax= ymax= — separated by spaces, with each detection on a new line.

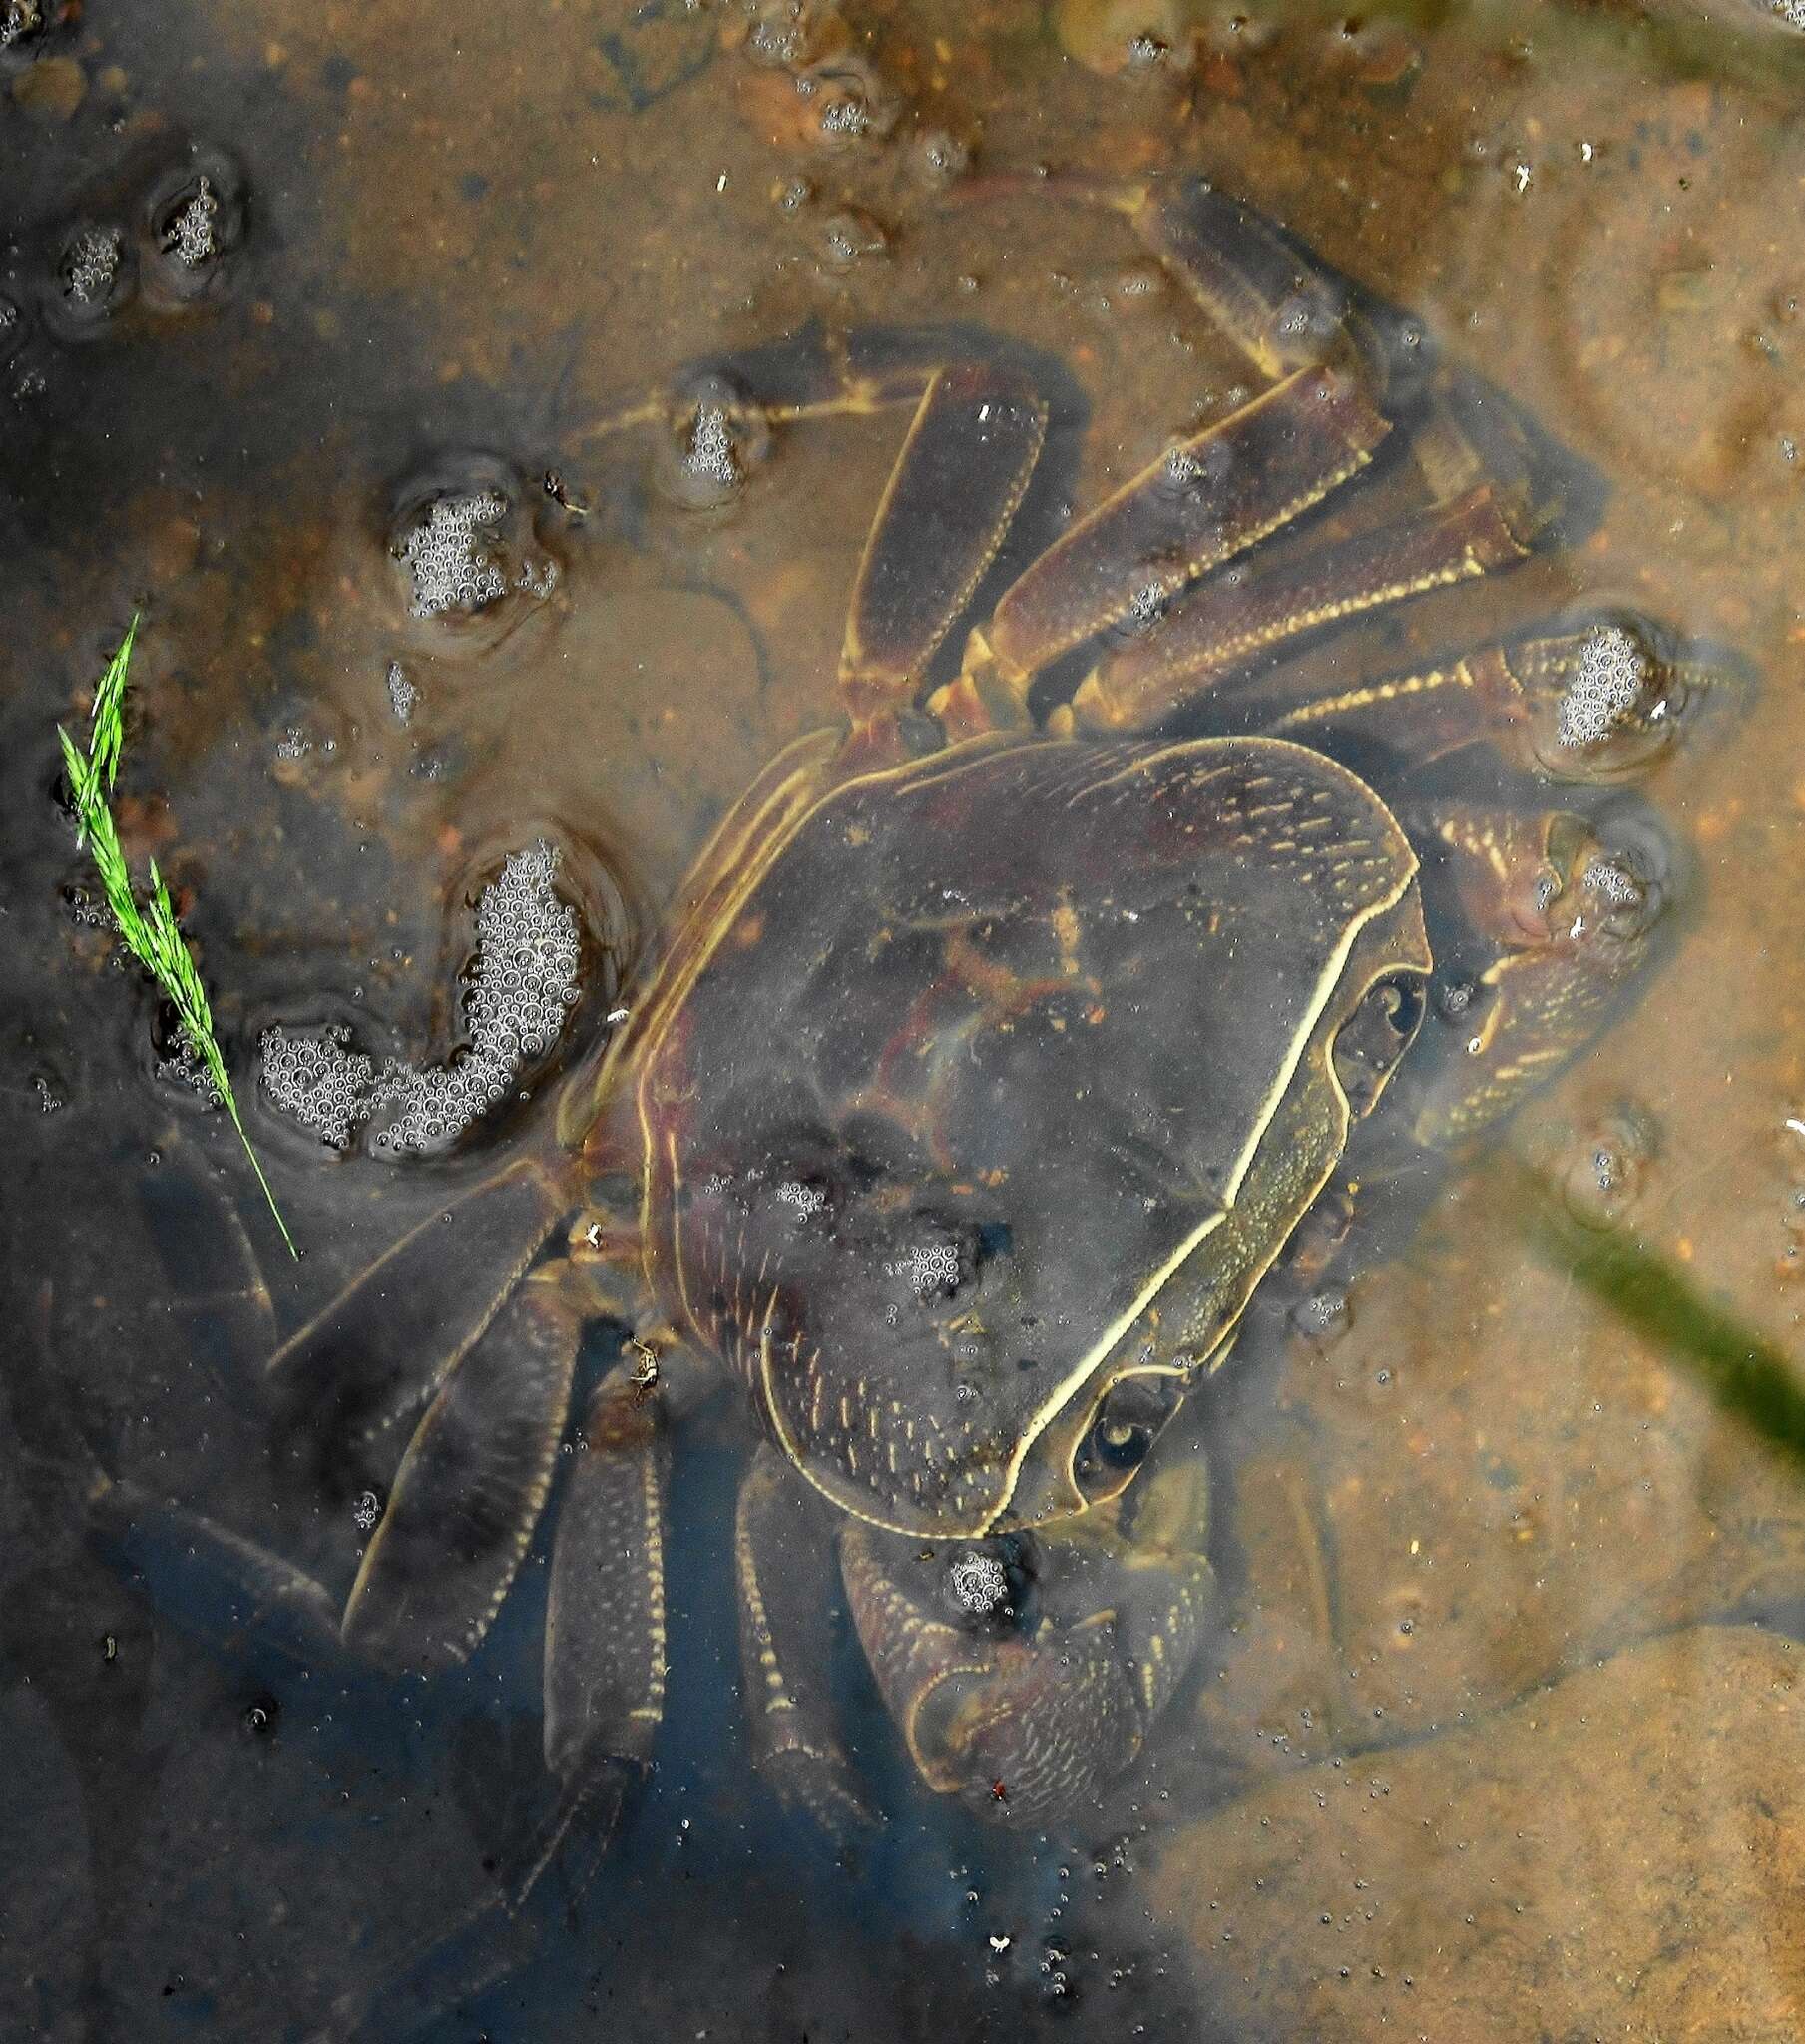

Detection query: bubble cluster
xmin=1290 ymin=1285 xmax=1349 ymax=1348
xmin=61 ymin=226 xmax=123 ymax=308
xmin=386 ymin=660 xmax=418 ymax=725
xmin=683 ymin=405 xmax=740 ymax=490
xmin=915 ymin=128 xmax=969 ymax=187
xmin=819 ymin=208 xmax=887 ymax=270
xmin=162 ymin=178 xmax=219 ymax=269
xmin=818 ymin=91 xmax=873 ymax=139
xmin=1164 ymin=446 xmax=1204 ymax=489
xmin=1581 ymin=853 xmax=1644 ymax=911
xmin=398 ymin=487 xmax=509 ymax=618
xmin=888 ymin=1240 xmax=962 ymax=1296
xmin=1559 ymin=1103 xmax=1658 ymax=1230
xmin=661 ymin=377 xmax=772 ymax=509
xmin=142 ymin=152 xmax=246 ymax=305
xmin=1127 ymin=580 xmax=1169 ymax=633
xmin=1558 ymin=625 xmax=1648 ymax=750
xmin=262 ymin=842 xmax=583 ymax=1156
xmin=157 ymin=1036 xmax=225 ymax=1109
xmin=372 ymin=841 xmax=581 ymax=1153
xmin=776 ymin=1179 xmax=826 ymax=1217
xmin=259 ymin=1024 xmax=374 ymax=1149
xmin=949 ymin=1550 xmax=1009 ymax=1617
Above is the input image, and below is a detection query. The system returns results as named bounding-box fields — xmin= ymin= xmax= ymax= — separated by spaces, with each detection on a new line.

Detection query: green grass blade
xmin=60 ymin=619 xmax=299 ymax=1260
xmin=88 ymin=610 xmax=139 ymax=794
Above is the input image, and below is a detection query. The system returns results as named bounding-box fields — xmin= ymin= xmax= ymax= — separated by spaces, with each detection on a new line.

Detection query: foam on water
xmin=261 ymin=841 xmax=581 ymax=1153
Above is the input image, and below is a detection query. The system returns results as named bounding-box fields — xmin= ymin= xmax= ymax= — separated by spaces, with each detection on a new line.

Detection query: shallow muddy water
xmin=9 ymin=1 xmax=1805 ymax=2039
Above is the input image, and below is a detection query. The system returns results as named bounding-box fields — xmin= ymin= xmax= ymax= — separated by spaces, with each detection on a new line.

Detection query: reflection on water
xmin=8 ymin=0 xmax=1805 ymax=2038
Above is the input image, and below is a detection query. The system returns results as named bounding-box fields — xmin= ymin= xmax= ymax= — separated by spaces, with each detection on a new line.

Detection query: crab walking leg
xmin=341 ymin=1266 xmax=582 ymax=1670
xmin=964 ymin=173 xmax=1431 ymax=390
xmin=89 ymin=1477 xmax=350 ymax=1668
xmin=1400 ymin=801 xmax=1672 ymax=1149
xmin=581 ymin=324 xmax=949 ymax=447
xmin=840 ymin=1474 xmax=1212 ymax=1824
xmin=1106 ymin=176 xmax=1426 ymax=386
xmin=928 ymin=363 xmax=1394 ymax=737
xmin=583 ymin=325 xmax=1051 ymax=740
xmin=1057 ymin=481 xmax=1533 ymax=735
xmin=838 ymin=362 xmax=1048 ymax=734
xmin=526 ymin=1347 xmax=713 ymax=1905
xmin=266 ymin=1158 xmax=566 ymax=1455
xmin=927 ymin=170 xmax=1441 ymax=733
xmin=1246 ymin=618 xmax=1744 ymax=786
xmin=734 ymin=1446 xmax=877 ymax=1839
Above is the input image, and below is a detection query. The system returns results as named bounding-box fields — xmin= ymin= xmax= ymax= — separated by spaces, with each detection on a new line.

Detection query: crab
xmin=122 ymin=178 xmax=1733 ymax=1914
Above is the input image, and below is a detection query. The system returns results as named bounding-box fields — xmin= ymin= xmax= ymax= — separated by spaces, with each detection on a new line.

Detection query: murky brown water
xmin=10 ymin=1 xmax=1805 ymax=2039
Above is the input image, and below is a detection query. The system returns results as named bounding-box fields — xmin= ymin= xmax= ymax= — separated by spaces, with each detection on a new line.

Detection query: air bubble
xmin=397 ymin=487 xmax=509 ymax=618
xmin=949 ymin=1550 xmax=1009 ymax=1616
xmin=819 ymin=209 xmax=888 ymax=271
xmin=163 ymin=179 xmax=219 ymax=270
xmin=53 ymin=223 xmax=131 ymax=329
xmin=264 ymin=841 xmax=585 ymax=1158
xmin=1558 ymin=624 xmax=1648 ymax=750
xmin=386 ymin=661 xmax=418 ymax=725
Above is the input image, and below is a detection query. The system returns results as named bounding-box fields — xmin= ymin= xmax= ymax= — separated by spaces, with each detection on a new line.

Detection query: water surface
xmin=7 ymin=1 xmax=1805 ymax=2038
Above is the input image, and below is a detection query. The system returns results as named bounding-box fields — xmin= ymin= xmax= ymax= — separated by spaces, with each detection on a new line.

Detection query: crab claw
xmin=840 ymin=1466 xmax=1211 ymax=1824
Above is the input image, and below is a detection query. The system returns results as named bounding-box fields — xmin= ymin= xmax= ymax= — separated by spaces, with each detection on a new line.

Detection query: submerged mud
xmin=7 ymin=0 xmax=1805 ymax=2039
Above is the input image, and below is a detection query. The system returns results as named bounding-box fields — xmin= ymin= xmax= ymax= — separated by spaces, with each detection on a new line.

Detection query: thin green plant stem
xmin=59 ymin=618 xmax=298 ymax=1259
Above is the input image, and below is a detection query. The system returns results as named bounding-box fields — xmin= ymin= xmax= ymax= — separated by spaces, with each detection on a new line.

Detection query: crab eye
xmin=1331 ymin=972 xmax=1425 ymax=1119
xmin=1095 ymin=1411 xmax=1153 ymax=1470
xmin=1074 ymin=1375 xmax=1181 ymax=1498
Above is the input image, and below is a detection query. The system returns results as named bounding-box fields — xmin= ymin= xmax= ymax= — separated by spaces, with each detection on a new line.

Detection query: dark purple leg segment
xmin=341 ymin=1270 xmax=581 ymax=1672
xmin=1061 ymin=482 xmax=1530 ymax=734
xmin=735 ymin=1445 xmax=878 ymax=1837
xmin=939 ymin=363 xmax=1390 ymax=722
xmin=1253 ymin=617 xmax=1743 ymax=785
xmin=841 ymin=363 xmax=1047 ymax=730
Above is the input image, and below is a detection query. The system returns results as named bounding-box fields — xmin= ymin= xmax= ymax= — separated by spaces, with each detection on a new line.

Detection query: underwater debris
xmin=0 ymin=0 xmax=42 ymax=50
